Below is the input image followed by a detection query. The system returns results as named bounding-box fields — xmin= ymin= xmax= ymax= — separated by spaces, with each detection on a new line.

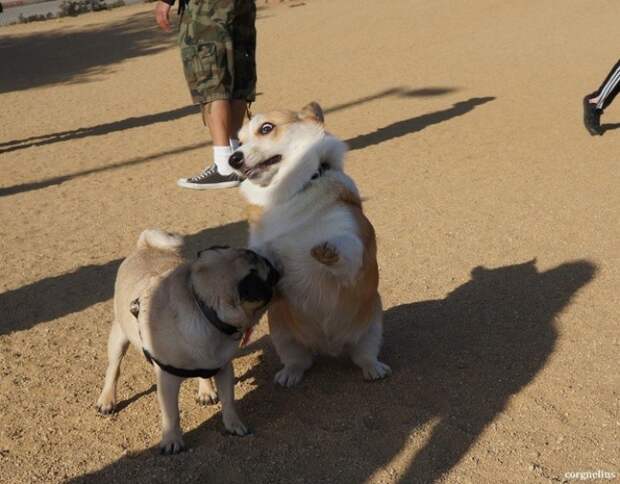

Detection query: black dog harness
xmin=190 ymin=286 xmax=241 ymax=338
xmin=141 ymin=348 xmax=220 ymax=379
xmin=130 ymin=289 xmax=241 ymax=379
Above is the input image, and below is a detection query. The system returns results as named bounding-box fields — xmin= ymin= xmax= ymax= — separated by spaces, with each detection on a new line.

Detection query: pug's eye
xmin=259 ymin=122 xmax=275 ymax=135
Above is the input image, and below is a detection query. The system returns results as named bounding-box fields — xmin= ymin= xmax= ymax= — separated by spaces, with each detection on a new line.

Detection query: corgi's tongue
xmin=241 ymin=327 xmax=254 ymax=347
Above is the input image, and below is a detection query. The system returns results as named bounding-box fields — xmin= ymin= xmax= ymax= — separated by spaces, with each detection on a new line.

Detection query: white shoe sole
xmin=176 ymin=179 xmax=240 ymax=190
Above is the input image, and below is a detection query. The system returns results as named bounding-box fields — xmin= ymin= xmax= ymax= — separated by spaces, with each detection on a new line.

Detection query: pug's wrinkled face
xmin=190 ymin=246 xmax=279 ymax=330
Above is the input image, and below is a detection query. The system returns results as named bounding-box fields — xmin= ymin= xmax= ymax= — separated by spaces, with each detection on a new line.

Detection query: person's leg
xmin=591 ymin=58 xmax=620 ymax=106
xmin=201 ymin=100 xmax=237 ymax=177
xmin=201 ymin=98 xmax=246 ymax=158
xmin=594 ymin=61 xmax=620 ymax=110
xmin=176 ymin=0 xmax=241 ymax=189
xmin=230 ymin=99 xmax=248 ymax=147
xmin=583 ymin=95 xmax=603 ymax=136
xmin=584 ymin=58 xmax=620 ymax=136
xmin=202 ymin=100 xmax=233 ymax=147
xmin=229 ymin=0 xmax=257 ymax=148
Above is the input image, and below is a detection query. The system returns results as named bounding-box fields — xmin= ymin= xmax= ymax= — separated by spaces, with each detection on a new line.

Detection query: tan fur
xmin=233 ymin=102 xmax=391 ymax=385
xmin=96 ymin=229 xmax=277 ymax=453
xmin=247 ymin=204 xmax=264 ymax=229
xmin=338 ymin=201 xmax=379 ymax=329
xmin=257 ymin=110 xmax=300 ymax=142
xmin=299 ymin=102 xmax=324 ymax=123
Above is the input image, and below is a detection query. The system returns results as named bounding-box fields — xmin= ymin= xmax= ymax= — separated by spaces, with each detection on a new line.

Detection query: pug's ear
xmin=300 ymin=102 xmax=324 ymax=124
xmin=197 ymin=245 xmax=230 ymax=258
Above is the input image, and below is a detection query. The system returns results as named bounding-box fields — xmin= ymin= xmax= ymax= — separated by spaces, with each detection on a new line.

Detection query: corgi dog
xmin=228 ymin=102 xmax=391 ymax=386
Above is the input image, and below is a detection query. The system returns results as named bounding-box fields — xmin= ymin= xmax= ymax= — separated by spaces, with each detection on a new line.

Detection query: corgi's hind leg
xmin=268 ymin=301 xmax=313 ymax=387
xmin=350 ymin=297 xmax=391 ymax=380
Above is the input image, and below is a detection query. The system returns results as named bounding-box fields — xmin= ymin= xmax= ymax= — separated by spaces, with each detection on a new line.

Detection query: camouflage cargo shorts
xmin=178 ymin=0 xmax=256 ymax=105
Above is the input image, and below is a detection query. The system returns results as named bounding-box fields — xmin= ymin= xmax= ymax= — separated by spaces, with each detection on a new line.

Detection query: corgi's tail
xmin=137 ymin=229 xmax=184 ymax=252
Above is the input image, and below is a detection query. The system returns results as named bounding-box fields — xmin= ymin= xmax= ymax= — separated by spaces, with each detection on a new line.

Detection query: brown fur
xmin=236 ymin=103 xmax=391 ymax=384
xmin=247 ymin=204 xmax=264 ymax=229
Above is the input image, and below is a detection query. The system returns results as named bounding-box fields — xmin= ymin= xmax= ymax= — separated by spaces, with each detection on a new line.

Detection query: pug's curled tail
xmin=137 ymin=229 xmax=184 ymax=253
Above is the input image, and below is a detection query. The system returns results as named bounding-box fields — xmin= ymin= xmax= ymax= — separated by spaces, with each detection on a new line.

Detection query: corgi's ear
xmin=300 ymin=102 xmax=324 ymax=124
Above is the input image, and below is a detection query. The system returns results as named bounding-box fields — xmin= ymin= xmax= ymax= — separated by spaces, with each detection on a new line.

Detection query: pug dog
xmin=95 ymin=229 xmax=279 ymax=454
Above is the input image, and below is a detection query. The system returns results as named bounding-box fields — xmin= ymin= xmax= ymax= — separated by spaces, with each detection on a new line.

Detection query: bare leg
xmin=155 ymin=368 xmax=185 ymax=454
xmin=214 ymin=362 xmax=249 ymax=436
xmin=96 ymin=321 xmax=129 ymax=414
xmin=230 ymin=99 xmax=248 ymax=140
xmin=196 ymin=377 xmax=218 ymax=405
xmin=202 ymin=100 xmax=233 ymax=146
xmin=349 ymin=297 xmax=392 ymax=380
xmin=269 ymin=301 xmax=314 ymax=387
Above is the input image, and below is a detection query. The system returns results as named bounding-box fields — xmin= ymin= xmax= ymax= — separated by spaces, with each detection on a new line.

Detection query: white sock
xmin=230 ymin=138 xmax=240 ymax=150
xmin=213 ymin=145 xmax=233 ymax=175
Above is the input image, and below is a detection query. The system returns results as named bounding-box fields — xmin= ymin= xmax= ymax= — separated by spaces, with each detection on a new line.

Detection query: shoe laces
xmin=188 ymin=165 xmax=218 ymax=182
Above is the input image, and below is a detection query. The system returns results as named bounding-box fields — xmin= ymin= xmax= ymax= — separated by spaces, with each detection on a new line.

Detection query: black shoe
xmin=177 ymin=165 xmax=242 ymax=190
xmin=583 ymin=94 xmax=603 ymax=136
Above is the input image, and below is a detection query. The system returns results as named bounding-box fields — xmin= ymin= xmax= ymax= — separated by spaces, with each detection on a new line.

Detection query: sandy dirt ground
xmin=1 ymin=0 xmax=619 ymax=482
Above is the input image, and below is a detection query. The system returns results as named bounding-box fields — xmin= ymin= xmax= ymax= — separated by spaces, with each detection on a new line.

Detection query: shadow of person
xmin=68 ymin=258 xmax=595 ymax=484
xmin=601 ymin=122 xmax=620 ymax=134
xmin=0 ymin=139 xmax=209 ymax=198
xmin=0 ymin=105 xmax=200 ymax=155
xmin=346 ymin=96 xmax=495 ymax=151
xmin=0 ymin=221 xmax=248 ymax=336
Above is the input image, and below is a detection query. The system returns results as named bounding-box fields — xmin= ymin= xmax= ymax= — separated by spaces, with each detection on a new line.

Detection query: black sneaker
xmin=583 ymin=94 xmax=603 ymax=136
xmin=177 ymin=165 xmax=242 ymax=190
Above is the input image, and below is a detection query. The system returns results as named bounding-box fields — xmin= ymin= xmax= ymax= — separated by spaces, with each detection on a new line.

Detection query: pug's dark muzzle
xmin=238 ymin=252 xmax=280 ymax=305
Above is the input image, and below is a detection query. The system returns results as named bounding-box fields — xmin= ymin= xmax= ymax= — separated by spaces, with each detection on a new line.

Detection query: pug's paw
xmin=95 ymin=393 xmax=116 ymax=415
xmin=311 ymin=242 xmax=339 ymax=266
xmin=160 ymin=432 xmax=186 ymax=455
xmin=223 ymin=414 xmax=251 ymax=437
xmin=196 ymin=381 xmax=219 ymax=406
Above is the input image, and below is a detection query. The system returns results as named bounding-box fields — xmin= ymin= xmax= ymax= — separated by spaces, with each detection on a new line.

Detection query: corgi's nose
xmin=229 ymin=151 xmax=245 ymax=169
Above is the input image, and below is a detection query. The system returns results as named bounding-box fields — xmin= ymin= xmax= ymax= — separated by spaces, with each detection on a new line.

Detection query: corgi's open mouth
xmin=242 ymin=155 xmax=282 ymax=179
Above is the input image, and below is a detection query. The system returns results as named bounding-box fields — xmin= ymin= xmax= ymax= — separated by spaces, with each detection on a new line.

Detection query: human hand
xmin=155 ymin=1 xmax=172 ymax=32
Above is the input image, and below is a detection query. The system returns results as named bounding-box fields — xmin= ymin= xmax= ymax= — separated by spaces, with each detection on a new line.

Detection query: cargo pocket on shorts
xmin=181 ymin=43 xmax=215 ymax=91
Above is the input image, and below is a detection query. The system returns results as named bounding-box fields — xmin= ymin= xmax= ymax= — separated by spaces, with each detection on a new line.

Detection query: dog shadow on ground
xmin=69 ymin=258 xmax=595 ymax=483
xmin=0 ymin=221 xmax=248 ymax=337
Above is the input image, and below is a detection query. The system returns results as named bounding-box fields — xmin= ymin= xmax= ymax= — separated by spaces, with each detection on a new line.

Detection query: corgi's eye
xmin=259 ymin=123 xmax=275 ymax=135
